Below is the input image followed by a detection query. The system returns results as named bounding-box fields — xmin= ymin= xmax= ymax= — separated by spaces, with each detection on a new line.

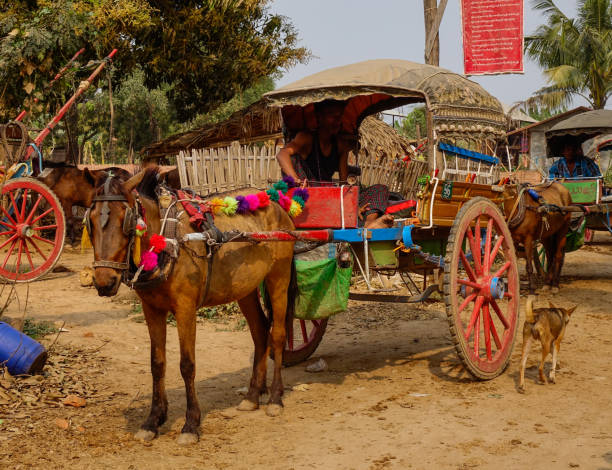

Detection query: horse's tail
xmin=525 ymin=295 xmax=535 ymax=323
xmin=261 ymin=257 xmax=298 ymax=329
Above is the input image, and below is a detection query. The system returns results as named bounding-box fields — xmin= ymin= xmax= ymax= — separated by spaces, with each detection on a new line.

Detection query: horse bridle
xmin=84 ymin=176 xmax=139 ymax=271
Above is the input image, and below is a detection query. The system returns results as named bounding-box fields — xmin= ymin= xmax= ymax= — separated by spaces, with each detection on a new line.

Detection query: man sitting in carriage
xmin=548 ymin=137 xmax=602 ymax=179
xmin=275 ymin=99 xmax=395 ymax=228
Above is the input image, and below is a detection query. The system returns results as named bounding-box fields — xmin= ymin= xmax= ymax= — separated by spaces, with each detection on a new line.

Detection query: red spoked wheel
xmin=443 ymin=197 xmax=519 ymax=379
xmin=282 ymin=315 xmax=328 ymax=366
xmin=584 ymin=228 xmax=594 ymax=244
xmin=0 ymin=178 xmax=65 ymax=282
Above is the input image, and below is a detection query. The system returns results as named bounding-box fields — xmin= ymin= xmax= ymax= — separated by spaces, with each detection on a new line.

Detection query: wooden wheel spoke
xmin=459 ymin=249 xmax=477 ymax=281
xmin=0 ymin=206 xmax=17 ymax=227
xmin=0 ymin=230 xmax=13 ymax=236
xmin=8 ymin=192 xmax=22 ymax=223
xmin=30 ymin=207 xmax=54 ymax=225
xmin=287 ymin=321 xmax=294 ymax=350
xmin=27 ymin=238 xmax=48 ymax=261
xmin=0 ymin=233 xmax=17 ymax=250
xmin=32 ymin=234 xmax=55 ymax=246
xmin=488 ymin=309 xmax=502 ymax=350
xmin=15 ymin=239 xmax=23 ymax=276
xmin=2 ymin=238 xmax=18 ymax=269
xmin=33 ymin=224 xmax=57 ymax=231
xmin=23 ymin=240 xmax=35 ymax=270
xmin=300 ymin=320 xmax=308 ymax=343
xmin=492 ymin=261 xmax=511 ymax=279
xmin=24 ymin=194 xmax=43 ymax=224
xmin=489 ymin=235 xmax=504 ymax=264
xmin=465 ymin=227 xmax=482 ymax=274
xmin=483 ymin=303 xmax=492 ymax=361
xmin=458 ymin=292 xmax=477 ymax=313
xmin=483 ymin=218 xmax=493 ymax=273
xmin=490 ymin=299 xmax=510 ymax=329
xmin=458 ymin=278 xmax=481 ymax=290
xmin=473 ymin=313 xmax=480 ymax=357
xmin=474 ymin=216 xmax=482 ymax=271
xmin=19 ymin=189 xmax=28 ymax=222
xmin=464 ymin=296 xmax=484 ymax=340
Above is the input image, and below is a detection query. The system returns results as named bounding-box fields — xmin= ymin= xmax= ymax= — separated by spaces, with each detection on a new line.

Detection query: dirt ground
xmin=1 ymin=234 xmax=611 ymax=470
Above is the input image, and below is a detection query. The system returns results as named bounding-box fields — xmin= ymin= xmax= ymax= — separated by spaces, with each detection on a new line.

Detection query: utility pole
xmin=423 ymin=0 xmax=448 ymax=66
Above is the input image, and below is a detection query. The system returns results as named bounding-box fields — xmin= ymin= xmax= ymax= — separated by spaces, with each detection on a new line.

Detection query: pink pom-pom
xmin=278 ymin=192 xmax=292 ymax=211
xmin=257 ymin=191 xmax=271 ymax=207
xmin=140 ymin=251 xmax=158 ymax=271
xmin=245 ymin=194 xmax=260 ymax=211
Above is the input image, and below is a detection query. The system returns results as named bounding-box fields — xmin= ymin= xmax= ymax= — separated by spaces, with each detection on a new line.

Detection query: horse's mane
xmin=135 ymin=168 xmax=160 ymax=202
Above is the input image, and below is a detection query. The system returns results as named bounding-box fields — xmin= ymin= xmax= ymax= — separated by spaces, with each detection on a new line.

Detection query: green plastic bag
xmin=294 ymin=258 xmax=351 ymax=320
xmin=565 ymin=218 xmax=585 ymax=253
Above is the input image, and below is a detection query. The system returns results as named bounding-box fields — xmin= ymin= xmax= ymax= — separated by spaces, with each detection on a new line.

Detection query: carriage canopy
xmin=264 ymin=59 xmax=506 ymax=142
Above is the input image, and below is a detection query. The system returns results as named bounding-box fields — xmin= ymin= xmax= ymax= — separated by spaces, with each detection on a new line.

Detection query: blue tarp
xmin=439 ymin=142 xmax=500 ymax=165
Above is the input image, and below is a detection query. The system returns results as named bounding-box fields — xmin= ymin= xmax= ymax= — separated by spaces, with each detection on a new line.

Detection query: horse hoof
xmin=551 ymin=287 xmax=559 ymax=294
xmin=517 ymin=385 xmax=525 ymax=394
xmin=540 ymin=285 xmax=551 ymax=293
xmin=237 ymin=399 xmax=258 ymax=411
xmin=266 ymin=404 xmax=283 ymax=417
xmin=176 ymin=432 xmax=199 ymax=446
xmin=134 ymin=429 xmax=156 ymax=442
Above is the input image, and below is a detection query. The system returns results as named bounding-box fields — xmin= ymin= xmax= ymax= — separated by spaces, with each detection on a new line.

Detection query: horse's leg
xmin=524 ymin=236 xmax=536 ymax=294
xmin=264 ymin=262 xmax=291 ymax=417
xmin=236 ymin=290 xmax=269 ymax=411
xmin=135 ymin=301 xmax=168 ymax=442
xmin=542 ymin=238 xmax=555 ymax=291
xmin=173 ymin=300 xmax=201 ymax=445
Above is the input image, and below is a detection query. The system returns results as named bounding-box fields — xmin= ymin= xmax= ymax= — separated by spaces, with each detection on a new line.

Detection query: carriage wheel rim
xmin=0 ymin=178 xmax=65 ymax=281
xmin=287 ymin=318 xmax=325 ymax=352
xmin=446 ymin=198 xmax=519 ymax=377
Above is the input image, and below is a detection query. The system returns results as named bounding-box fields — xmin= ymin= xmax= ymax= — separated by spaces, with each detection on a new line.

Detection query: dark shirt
xmin=300 ymin=133 xmax=340 ymax=182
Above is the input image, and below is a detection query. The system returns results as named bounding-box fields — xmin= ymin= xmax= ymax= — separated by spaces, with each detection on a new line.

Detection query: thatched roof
xmin=143 ymin=100 xmax=414 ymax=160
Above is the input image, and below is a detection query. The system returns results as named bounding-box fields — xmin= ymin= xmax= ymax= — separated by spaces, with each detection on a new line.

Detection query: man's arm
xmin=276 ymin=132 xmax=312 ymax=182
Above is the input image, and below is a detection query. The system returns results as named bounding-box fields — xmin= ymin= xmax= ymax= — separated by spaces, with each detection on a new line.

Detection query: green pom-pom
xmin=222 ymin=197 xmax=238 ymax=215
xmin=273 ymin=180 xmax=289 ymax=194
xmin=266 ymin=188 xmax=280 ymax=202
xmin=292 ymin=195 xmax=305 ymax=208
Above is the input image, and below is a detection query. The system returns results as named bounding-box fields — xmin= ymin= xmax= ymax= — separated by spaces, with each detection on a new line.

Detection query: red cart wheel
xmin=584 ymin=228 xmax=594 ymax=243
xmin=282 ymin=316 xmax=328 ymax=366
xmin=0 ymin=178 xmax=65 ymax=282
xmin=443 ymin=197 xmax=519 ymax=379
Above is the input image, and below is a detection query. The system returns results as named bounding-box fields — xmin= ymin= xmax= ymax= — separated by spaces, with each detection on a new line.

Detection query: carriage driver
xmin=549 ymin=137 xmax=602 ymax=179
xmin=276 ymin=99 xmax=395 ymax=229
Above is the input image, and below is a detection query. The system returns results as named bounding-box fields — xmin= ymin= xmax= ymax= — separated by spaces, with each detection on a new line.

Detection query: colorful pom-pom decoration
xmin=273 ymin=180 xmax=289 ymax=194
xmin=292 ymin=195 xmax=305 ymax=208
xmin=140 ymin=251 xmax=158 ymax=271
xmin=222 ymin=197 xmax=238 ymax=215
xmin=149 ymin=234 xmax=167 ymax=254
xmin=282 ymin=175 xmax=297 ymax=188
xmin=245 ymin=194 xmax=260 ymax=211
xmin=293 ymin=187 xmax=310 ymax=202
xmin=235 ymin=195 xmax=250 ymax=214
xmin=266 ymin=188 xmax=280 ymax=202
xmin=278 ymin=193 xmax=292 ymax=211
xmin=209 ymin=198 xmax=225 ymax=215
xmin=257 ymin=191 xmax=271 ymax=207
xmin=288 ymin=199 xmax=303 ymax=217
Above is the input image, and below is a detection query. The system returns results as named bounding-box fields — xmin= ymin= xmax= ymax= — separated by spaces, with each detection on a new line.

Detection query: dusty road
xmin=1 ymin=236 xmax=611 ymax=470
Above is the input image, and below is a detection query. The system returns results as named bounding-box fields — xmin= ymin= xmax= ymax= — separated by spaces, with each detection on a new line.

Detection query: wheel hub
xmin=16 ymin=224 xmax=34 ymax=238
xmin=488 ymin=276 xmax=505 ymax=300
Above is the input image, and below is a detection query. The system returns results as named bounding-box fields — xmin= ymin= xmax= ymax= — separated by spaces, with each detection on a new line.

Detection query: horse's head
xmin=86 ymin=171 xmax=147 ymax=296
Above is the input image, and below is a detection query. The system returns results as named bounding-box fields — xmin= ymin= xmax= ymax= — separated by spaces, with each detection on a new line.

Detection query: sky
xmin=269 ymin=0 xmax=584 ymax=110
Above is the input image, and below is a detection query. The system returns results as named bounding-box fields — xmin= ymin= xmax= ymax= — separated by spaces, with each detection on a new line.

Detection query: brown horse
xmin=502 ymin=182 xmax=572 ymax=294
xmin=38 ymin=164 xmax=132 ymax=243
xmin=88 ymin=169 xmax=295 ymax=445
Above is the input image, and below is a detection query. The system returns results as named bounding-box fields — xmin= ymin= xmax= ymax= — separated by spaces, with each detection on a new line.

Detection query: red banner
xmin=461 ymin=0 xmax=524 ymax=75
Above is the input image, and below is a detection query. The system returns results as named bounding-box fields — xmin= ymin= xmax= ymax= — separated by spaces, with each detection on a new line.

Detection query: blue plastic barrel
xmin=0 ymin=322 xmax=48 ymax=375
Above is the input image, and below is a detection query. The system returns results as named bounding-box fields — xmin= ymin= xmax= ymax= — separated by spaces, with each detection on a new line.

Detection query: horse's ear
xmin=123 ymin=170 xmax=148 ymax=193
xmin=83 ymin=168 xmax=96 ymax=186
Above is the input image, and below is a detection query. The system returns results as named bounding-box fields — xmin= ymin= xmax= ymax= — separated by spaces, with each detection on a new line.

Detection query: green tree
xmin=394 ymin=107 xmax=426 ymax=140
xmin=525 ymin=0 xmax=612 ymax=110
xmin=0 ymin=0 xmax=308 ymax=122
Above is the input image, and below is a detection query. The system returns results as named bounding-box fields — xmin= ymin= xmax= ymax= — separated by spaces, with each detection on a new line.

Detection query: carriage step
xmin=349 ymin=285 xmax=439 ymax=304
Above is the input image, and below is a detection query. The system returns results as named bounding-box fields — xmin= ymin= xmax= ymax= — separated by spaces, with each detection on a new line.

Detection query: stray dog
xmin=518 ymin=296 xmax=576 ymax=393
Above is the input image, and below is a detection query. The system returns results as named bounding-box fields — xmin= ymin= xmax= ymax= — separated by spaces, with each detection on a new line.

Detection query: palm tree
xmin=525 ymin=0 xmax=612 ymax=110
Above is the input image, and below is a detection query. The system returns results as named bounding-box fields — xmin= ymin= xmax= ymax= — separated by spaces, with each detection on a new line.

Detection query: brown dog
xmin=518 ymin=295 xmax=576 ymax=393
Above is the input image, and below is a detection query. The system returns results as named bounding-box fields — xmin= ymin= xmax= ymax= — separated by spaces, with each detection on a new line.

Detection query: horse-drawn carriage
xmin=0 ymin=50 xmax=116 ymax=282
xmin=173 ymin=60 xmax=519 ymax=379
